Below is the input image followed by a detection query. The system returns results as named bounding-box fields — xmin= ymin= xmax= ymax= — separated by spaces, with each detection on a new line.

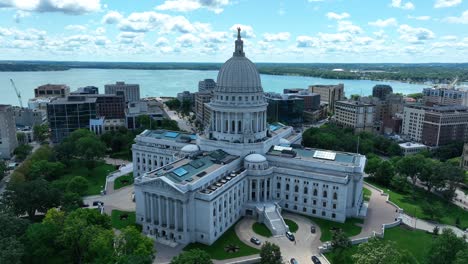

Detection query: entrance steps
xmin=260 ymin=204 xmax=289 ymax=236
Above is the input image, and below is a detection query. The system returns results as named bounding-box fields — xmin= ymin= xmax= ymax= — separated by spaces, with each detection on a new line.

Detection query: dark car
xmin=311 ymin=256 xmax=322 ymax=264
xmin=285 ymin=231 xmax=295 ymax=241
xmin=92 ymin=201 xmax=104 ymax=206
xmin=290 ymin=257 xmax=299 ymax=264
xmin=310 ymin=225 xmax=316 ymax=233
xmin=250 ymin=237 xmax=261 ymax=245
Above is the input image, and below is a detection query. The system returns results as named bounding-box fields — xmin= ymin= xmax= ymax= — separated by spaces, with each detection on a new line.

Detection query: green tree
xmin=260 ymin=241 xmax=282 ymax=264
xmin=421 ymin=201 xmax=443 ymax=220
xmin=390 ymin=174 xmax=412 ymax=193
xmin=0 ymin=212 xmax=29 ymax=264
xmin=374 ymin=160 xmax=395 ymax=187
xmin=75 ymin=135 xmax=105 ymax=166
xmin=418 ymin=159 xmax=443 ymax=193
xmin=0 ymin=161 xmax=6 ymax=181
xmin=365 ymin=155 xmax=382 ymax=176
xmin=396 ymin=154 xmax=426 ymax=186
xmin=13 ymin=144 xmax=33 ymax=161
xmin=114 ymin=226 xmax=155 ymax=264
xmin=1 ymin=179 xmax=61 ymax=220
xmin=439 ymin=163 xmax=465 ymax=201
xmin=16 ymin=132 xmax=26 ymax=144
xmin=426 ymin=228 xmax=467 ymax=264
xmin=61 ymin=192 xmax=83 ymax=212
xmin=33 ymin=124 xmax=49 ymax=142
xmin=29 ymin=160 xmax=65 ymax=181
xmin=331 ymin=228 xmax=351 ymax=263
xmin=352 ymin=238 xmax=417 ymax=264
xmin=170 ymin=249 xmax=212 ymax=264
xmin=67 ymin=176 xmax=89 ymax=196
xmin=181 ymin=99 xmax=192 ymax=115
xmin=24 ymin=222 xmax=62 ymax=263
xmin=454 ymin=248 xmax=468 ymax=264
xmin=0 ymin=236 xmax=24 ymax=264
xmin=165 ymin=98 xmax=181 ymax=110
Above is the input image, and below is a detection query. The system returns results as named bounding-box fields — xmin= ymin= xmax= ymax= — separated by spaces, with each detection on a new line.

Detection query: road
xmin=159 ymin=98 xmax=196 ymax=133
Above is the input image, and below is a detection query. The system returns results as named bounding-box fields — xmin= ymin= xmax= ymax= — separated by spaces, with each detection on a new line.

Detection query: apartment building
xmin=0 ymin=105 xmax=19 ymax=159
xmin=422 ymin=87 xmax=468 ymax=106
xmin=308 ymin=84 xmax=345 ymax=112
xmin=402 ymin=105 xmax=426 ymax=142
xmin=333 ymin=100 xmax=375 ymax=133
xmin=34 ymin=84 xmax=70 ymax=98
xmin=105 ymin=82 xmax=140 ymax=103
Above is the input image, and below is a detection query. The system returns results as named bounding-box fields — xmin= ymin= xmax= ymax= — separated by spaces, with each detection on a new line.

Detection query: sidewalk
xmin=399 ymin=213 xmax=467 ymax=241
xmin=105 ymin=163 xmax=133 ymax=194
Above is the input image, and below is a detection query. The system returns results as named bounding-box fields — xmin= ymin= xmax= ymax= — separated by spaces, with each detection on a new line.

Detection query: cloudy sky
xmin=0 ymin=0 xmax=467 ymax=63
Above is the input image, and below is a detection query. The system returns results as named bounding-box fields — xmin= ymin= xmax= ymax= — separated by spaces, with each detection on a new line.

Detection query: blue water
xmin=0 ymin=68 xmax=428 ymax=106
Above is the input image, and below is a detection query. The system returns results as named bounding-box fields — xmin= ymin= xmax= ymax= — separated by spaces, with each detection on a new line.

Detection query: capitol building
xmin=133 ymin=29 xmax=367 ymax=245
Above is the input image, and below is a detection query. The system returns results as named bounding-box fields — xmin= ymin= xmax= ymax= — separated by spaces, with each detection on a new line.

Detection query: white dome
xmin=279 ymin=138 xmax=291 ymax=146
xmin=245 ymin=153 xmax=267 ymax=163
xmin=181 ymin=144 xmax=199 ymax=153
xmin=216 ymin=56 xmax=262 ymax=94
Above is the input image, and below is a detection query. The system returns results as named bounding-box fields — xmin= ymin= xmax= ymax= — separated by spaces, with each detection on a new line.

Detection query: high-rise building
xmin=461 ymin=143 xmax=468 ymax=170
xmin=198 ymin=79 xmax=216 ymax=92
xmin=0 ymin=105 xmax=19 ymax=159
xmin=194 ymin=92 xmax=213 ymax=127
xmin=333 ymin=100 xmax=375 ymax=133
xmin=105 ymin=82 xmax=140 ymax=103
xmin=266 ymin=93 xmax=304 ymax=125
xmin=34 ymin=84 xmax=70 ymax=98
xmin=308 ymin=84 xmax=345 ymax=112
xmin=71 ymin=86 xmax=99 ymax=95
xmin=372 ymin=85 xmax=393 ymax=100
xmin=12 ymin=107 xmax=44 ymax=128
xmin=177 ymin=91 xmax=195 ymax=104
xmin=422 ymin=87 xmax=468 ymax=106
xmin=402 ymin=105 xmax=426 ymax=142
xmin=47 ymin=94 xmax=125 ymax=142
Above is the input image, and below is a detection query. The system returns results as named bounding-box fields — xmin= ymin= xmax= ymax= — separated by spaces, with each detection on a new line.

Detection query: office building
xmin=399 ymin=142 xmax=428 ymax=156
xmin=402 ymin=105 xmax=426 ymax=142
xmin=134 ymin=30 xmax=366 ymax=246
xmin=198 ymin=79 xmax=216 ymax=92
xmin=194 ymin=92 xmax=213 ymax=127
xmin=422 ymin=87 xmax=468 ymax=106
xmin=372 ymin=85 xmax=393 ymax=100
xmin=12 ymin=107 xmax=44 ymax=128
xmin=105 ymin=82 xmax=140 ymax=103
xmin=461 ymin=143 xmax=468 ymax=170
xmin=34 ymin=84 xmax=70 ymax=98
xmin=333 ymin=100 xmax=375 ymax=133
xmin=266 ymin=93 xmax=304 ymax=125
xmin=0 ymin=105 xmax=19 ymax=159
xmin=308 ymin=84 xmax=345 ymax=112
xmin=71 ymin=86 xmax=99 ymax=95
xmin=177 ymin=91 xmax=195 ymax=104
xmin=126 ymin=100 xmax=167 ymax=130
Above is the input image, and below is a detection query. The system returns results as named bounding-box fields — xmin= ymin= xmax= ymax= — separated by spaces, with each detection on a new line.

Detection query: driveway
xmin=83 ymin=185 xmax=135 ymax=214
xmin=234 ymin=212 xmax=326 ymax=264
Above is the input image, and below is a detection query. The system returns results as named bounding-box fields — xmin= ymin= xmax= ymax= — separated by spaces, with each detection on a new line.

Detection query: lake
xmin=1 ymin=68 xmax=428 ymax=106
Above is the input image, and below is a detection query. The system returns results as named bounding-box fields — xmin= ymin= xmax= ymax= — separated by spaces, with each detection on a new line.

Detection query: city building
xmin=126 ymin=100 xmax=167 ymax=130
xmin=47 ymin=94 xmax=125 ymax=142
xmin=399 ymin=142 xmax=428 ymax=156
xmin=266 ymin=93 xmax=304 ymax=125
xmin=105 ymin=82 xmax=140 ymax=103
xmin=333 ymin=100 xmax=375 ymax=133
xmin=12 ymin=107 xmax=44 ymax=128
xmin=34 ymin=84 xmax=70 ymax=98
xmin=402 ymin=105 xmax=426 ymax=142
xmin=372 ymin=85 xmax=393 ymax=100
xmin=308 ymin=84 xmax=345 ymax=112
xmin=194 ymin=92 xmax=213 ymax=127
xmin=177 ymin=91 xmax=195 ymax=104
xmin=287 ymin=91 xmax=320 ymax=111
xmin=0 ymin=105 xmax=18 ymax=159
xmin=461 ymin=143 xmax=468 ymax=170
xmin=90 ymin=117 xmax=126 ymax=135
xmin=28 ymin=97 xmax=53 ymax=111
xmin=422 ymin=87 xmax=468 ymax=106
xmin=134 ymin=30 xmax=366 ymax=246
xmin=198 ymin=79 xmax=216 ymax=92
xmin=71 ymin=86 xmax=99 ymax=95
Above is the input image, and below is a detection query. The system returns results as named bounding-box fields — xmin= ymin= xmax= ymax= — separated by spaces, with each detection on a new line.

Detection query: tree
xmin=365 ymin=155 xmax=382 ymax=176
xmin=0 ymin=212 xmax=29 ymax=264
xmin=390 ymin=174 xmax=412 ymax=193
xmin=16 ymin=132 xmax=26 ymax=144
xmin=426 ymin=228 xmax=467 ymax=264
xmin=260 ymin=241 xmax=282 ymax=264
xmin=61 ymin=192 xmax=83 ymax=212
xmin=0 ymin=161 xmax=6 ymax=181
xmin=396 ymin=155 xmax=426 ymax=186
xmin=374 ymin=160 xmax=395 ymax=187
xmin=439 ymin=163 xmax=465 ymax=201
xmin=29 ymin=160 xmax=65 ymax=181
xmin=75 ymin=135 xmax=105 ymax=166
xmin=352 ymin=238 xmax=417 ymax=264
xmin=67 ymin=176 xmax=89 ymax=196
xmin=419 ymin=159 xmax=443 ymax=193
xmin=13 ymin=144 xmax=33 ymax=161
xmin=454 ymin=248 xmax=468 ymax=264
xmin=1 ymin=179 xmax=61 ymax=220
xmin=421 ymin=201 xmax=443 ymax=220
xmin=0 ymin=236 xmax=24 ymax=264
xmin=331 ymin=228 xmax=351 ymax=263
xmin=24 ymin=222 xmax=62 ymax=263
xmin=170 ymin=249 xmax=212 ymax=264
xmin=114 ymin=226 xmax=155 ymax=264
xmin=165 ymin=98 xmax=181 ymax=110
xmin=33 ymin=124 xmax=49 ymax=142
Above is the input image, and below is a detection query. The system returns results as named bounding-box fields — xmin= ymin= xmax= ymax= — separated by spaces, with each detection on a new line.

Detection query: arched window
xmin=294 ymin=185 xmax=299 ymax=193
xmin=232 ymin=120 xmax=235 ymax=132
xmin=225 ymin=120 xmax=228 ymax=132
xmin=238 ymin=121 xmax=242 ymax=131
xmin=304 ymin=187 xmax=308 ymax=194
xmin=333 ymin=192 xmax=338 ymax=200
xmin=277 ymin=182 xmax=281 ymax=189
xmin=323 ymin=191 xmax=328 ymax=198
xmin=313 ymin=189 xmax=317 ymax=196
xmin=286 ymin=184 xmax=290 ymax=191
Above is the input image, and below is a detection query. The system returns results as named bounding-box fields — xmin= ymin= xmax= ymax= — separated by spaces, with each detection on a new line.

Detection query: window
xmin=312 ymin=209 xmax=316 ymax=214
xmin=294 ymin=185 xmax=299 ymax=192
xmin=294 ymin=197 xmax=298 ymax=202
xmin=304 ymin=198 xmax=307 ymax=203
xmin=303 ymin=207 xmax=307 ymax=212
xmin=286 ymin=184 xmax=290 ymax=191
xmin=322 ymin=211 xmax=326 ymax=216
xmin=286 ymin=194 xmax=289 ymax=200
xmin=285 ymin=203 xmax=289 ymax=208
xmin=323 ymin=191 xmax=328 ymax=198
xmin=333 ymin=204 xmax=337 ymax=209
xmin=293 ymin=205 xmax=297 ymax=210
xmin=323 ymin=202 xmax=327 ymax=207
xmin=333 ymin=192 xmax=338 ymax=200
xmin=313 ymin=200 xmax=317 ymax=205
xmin=277 ymin=182 xmax=281 ymax=189
xmin=332 ymin=213 xmax=336 ymax=219
xmin=304 ymin=187 xmax=308 ymax=194
xmin=313 ymin=189 xmax=317 ymax=196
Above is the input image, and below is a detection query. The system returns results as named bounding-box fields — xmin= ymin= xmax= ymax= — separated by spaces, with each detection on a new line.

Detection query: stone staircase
xmin=263 ymin=204 xmax=288 ymax=236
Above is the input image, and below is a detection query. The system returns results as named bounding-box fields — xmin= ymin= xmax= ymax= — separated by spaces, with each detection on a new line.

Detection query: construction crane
xmin=10 ymin=79 xmax=23 ymax=108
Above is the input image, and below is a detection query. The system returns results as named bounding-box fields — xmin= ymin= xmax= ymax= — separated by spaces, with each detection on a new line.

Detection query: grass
xmin=114 ymin=173 xmax=134 ymax=190
xmin=308 ymin=216 xmax=363 ymax=242
xmin=366 ymin=180 xmax=468 ymax=229
xmin=184 ymin=221 xmax=260 ymax=260
xmin=284 ymin=218 xmax=299 ymax=233
xmin=325 ymin=225 xmax=434 ymax=264
xmin=252 ymin=222 xmax=272 ymax=237
xmin=52 ymin=161 xmax=114 ymax=196
xmin=111 ymin=210 xmax=136 ymax=230
xmin=363 ymin=187 xmax=372 ymax=202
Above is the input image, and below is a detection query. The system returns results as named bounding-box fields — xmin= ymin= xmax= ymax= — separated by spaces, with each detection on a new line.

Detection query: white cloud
xmin=318 ymin=32 xmax=353 ymax=43
xmin=263 ymin=32 xmax=290 ymax=42
xmin=337 ymin=21 xmax=363 ymax=34
xmin=102 ymin=11 xmax=123 ymax=24
xmin=155 ymin=37 xmax=169 ymax=47
xmin=368 ymin=18 xmax=398 ymax=27
xmin=434 ymin=0 xmax=462 ymax=8
xmin=95 ymin=27 xmax=105 ymax=35
xmin=116 ymin=12 xmax=204 ymax=34
xmin=390 ymin=0 xmax=415 ymax=10
xmin=94 ymin=36 xmax=109 ymax=46
xmin=0 ymin=27 xmax=12 ymax=36
xmin=296 ymin=36 xmax=319 ymax=48
xmin=0 ymin=0 xmax=101 ymax=15
xmin=230 ymin=24 xmax=255 ymax=38
xmin=441 ymin=35 xmax=457 ymax=40
xmin=13 ymin=10 xmax=30 ymax=23
xmin=326 ymin=12 xmax=350 ymax=20
xmin=65 ymin=25 xmax=87 ymax=32
xmin=156 ymin=0 xmax=230 ymax=14
xmin=199 ymin=31 xmax=228 ymax=43
xmin=176 ymin=33 xmax=199 ymax=47
xmin=398 ymin=24 xmax=435 ymax=43
xmin=407 ymin=15 xmax=431 ymax=20
xmin=444 ymin=10 xmax=468 ymax=24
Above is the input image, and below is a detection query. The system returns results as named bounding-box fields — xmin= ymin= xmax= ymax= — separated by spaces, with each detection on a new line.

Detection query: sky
xmin=0 ymin=0 xmax=467 ymax=63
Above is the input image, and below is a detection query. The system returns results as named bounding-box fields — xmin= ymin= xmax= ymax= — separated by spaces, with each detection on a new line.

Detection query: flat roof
xmin=268 ymin=146 xmax=360 ymax=165
xmin=399 ymin=142 xmax=427 ymax=149
xmin=142 ymin=129 xmax=197 ymax=143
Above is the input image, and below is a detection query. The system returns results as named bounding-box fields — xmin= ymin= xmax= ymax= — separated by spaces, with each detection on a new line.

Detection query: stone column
xmin=256 ymin=112 xmax=259 ymax=133
xmin=150 ymin=194 xmax=154 ymax=225
xmin=157 ymin=196 xmax=162 ymax=225
xmin=183 ymin=202 xmax=188 ymax=234
xmin=166 ymin=197 xmax=170 ymax=228
xmin=175 ymin=200 xmax=179 ymax=231
xmin=256 ymin=180 xmax=260 ymax=202
xmin=144 ymin=193 xmax=148 ymax=222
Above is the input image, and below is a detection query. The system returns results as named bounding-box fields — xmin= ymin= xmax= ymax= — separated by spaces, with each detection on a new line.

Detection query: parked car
xmin=250 ymin=237 xmax=261 ymax=245
xmin=311 ymin=255 xmax=321 ymax=264
xmin=310 ymin=225 xmax=316 ymax=233
xmin=290 ymin=257 xmax=299 ymax=264
xmin=285 ymin=231 xmax=295 ymax=241
xmin=92 ymin=201 xmax=104 ymax=206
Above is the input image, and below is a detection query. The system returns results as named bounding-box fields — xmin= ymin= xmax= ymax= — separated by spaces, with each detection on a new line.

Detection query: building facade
xmin=198 ymin=79 xmax=216 ymax=92
xmin=422 ymin=87 xmax=468 ymax=106
xmin=372 ymin=85 xmax=393 ymax=100
xmin=461 ymin=143 xmax=468 ymax=170
xmin=0 ymin=105 xmax=19 ymax=159
xmin=399 ymin=142 xmax=428 ymax=156
xmin=266 ymin=93 xmax=304 ymax=125
xmin=402 ymin=105 xmax=426 ymax=142
xmin=194 ymin=92 xmax=213 ymax=127
xmin=308 ymin=84 xmax=345 ymax=112
xmin=333 ymin=100 xmax=375 ymax=133
xmin=105 ymin=82 xmax=140 ymax=103
xmin=12 ymin=107 xmax=44 ymax=128
xmin=421 ymin=106 xmax=468 ymax=146
xmin=133 ymin=30 xmax=366 ymax=246
xmin=34 ymin=84 xmax=70 ymax=98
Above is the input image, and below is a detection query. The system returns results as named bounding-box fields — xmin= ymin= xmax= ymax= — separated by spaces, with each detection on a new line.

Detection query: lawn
xmin=184 ymin=222 xmax=260 ymax=260
xmin=363 ymin=187 xmax=371 ymax=202
xmin=366 ymin=180 xmax=468 ymax=229
xmin=252 ymin=222 xmax=272 ymax=237
xmin=325 ymin=225 xmax=434 ymax=264
xmin=52 ymin=161 xmax=115 ymax=196
xmin=111 ymin=210 xmax=137 ymax=230
xmin=308 ymin=216 xmax=363 ymax=242
xmin=284 ymin=218 xmax=299 ymax=233
xmin=114 ymin=173 xmax=134 ymax=190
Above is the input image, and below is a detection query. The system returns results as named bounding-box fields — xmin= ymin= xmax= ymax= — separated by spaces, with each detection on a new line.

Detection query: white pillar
xmin=157 ymin=196 xmax=162 ymax=225
xmin=166 ymin=198 xmax=170 ymax=228
xmin=183 ymin=202 xmax=188 ymax=234
xmin=150 ymin=194 xmax=154 ymax=224
xmin=175 ymin=200 xmax=179 ymax=231
xmin=256 ymin=180 xmax=260 ymax=202
xmin=144 ymin=193 xmax=148 ymax=222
